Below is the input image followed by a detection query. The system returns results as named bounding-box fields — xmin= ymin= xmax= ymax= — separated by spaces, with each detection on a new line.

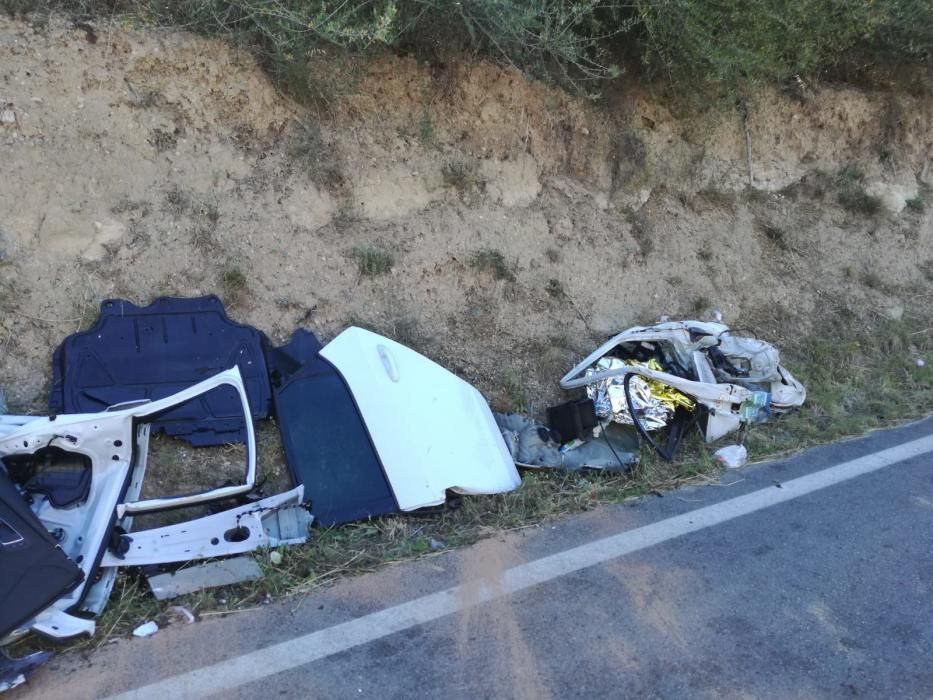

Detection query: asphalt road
xmin=11 ymin=418 xmax=933 ymax=700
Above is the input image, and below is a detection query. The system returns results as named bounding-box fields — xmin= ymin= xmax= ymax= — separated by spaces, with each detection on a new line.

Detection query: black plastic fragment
xmin=623 ymin=373 xmax=700 ymax=461
xmin=48 ymin=296 xmax=271 ymax=446
xmin=265 ymin=330 xmax=398 ymax=526
xmin=3 ymin=447 xmax=92 ymax=508
xmin=0 ymin=469 xmax=84 ymax=640
xmin=547 ymin=398 xmax=597 ymax=443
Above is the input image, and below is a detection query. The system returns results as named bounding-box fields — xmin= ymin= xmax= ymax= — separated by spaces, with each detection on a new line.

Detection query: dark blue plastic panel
xmin=266 ymin=330 xmax=398 ymax=525
xmin=49 ymin=296 xmax=271 ymax=446
xmin=0 ymin=469 xmax=84 ymax=639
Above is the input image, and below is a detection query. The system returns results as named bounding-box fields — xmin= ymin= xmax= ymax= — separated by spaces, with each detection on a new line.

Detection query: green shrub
xmin=10 ymin=1 xmax=933 ymax=94
xmin=634 ymin=0 xmax=933 ymax=89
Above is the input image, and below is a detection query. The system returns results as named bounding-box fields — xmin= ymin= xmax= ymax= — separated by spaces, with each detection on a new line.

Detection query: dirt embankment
xmin=1 ymin=16 xmax=931 ymax=417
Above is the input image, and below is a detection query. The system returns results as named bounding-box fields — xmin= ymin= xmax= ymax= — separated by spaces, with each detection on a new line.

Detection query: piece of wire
xmin=599 ymin=420 xmax=631 ymax=471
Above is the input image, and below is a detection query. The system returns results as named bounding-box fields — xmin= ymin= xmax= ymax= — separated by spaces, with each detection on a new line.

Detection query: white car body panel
xmin=0 ymin=368 xmax=255 ymax=639
xmin=321 ymin=327 xmax=521 ymax=510
xmin=101 ymin=486 xmax=309 ymax=567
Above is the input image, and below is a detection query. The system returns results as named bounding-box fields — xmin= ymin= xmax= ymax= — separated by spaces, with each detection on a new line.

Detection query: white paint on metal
xmin=321 ymin=327 xmax=521 ymax=511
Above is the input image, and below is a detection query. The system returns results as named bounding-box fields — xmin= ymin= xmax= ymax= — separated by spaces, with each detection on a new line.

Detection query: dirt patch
xmin=455 ymin=537 xmax=551 ymax=700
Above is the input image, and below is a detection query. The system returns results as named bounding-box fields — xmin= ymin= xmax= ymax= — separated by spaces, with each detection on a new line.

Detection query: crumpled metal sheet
xmin=585 ymin=358 xmax=695 ymax=431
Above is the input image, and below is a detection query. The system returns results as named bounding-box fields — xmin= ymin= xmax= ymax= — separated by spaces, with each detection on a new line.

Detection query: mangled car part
xmin=0 ymin=467 xmax=83 ymax=641
xmin=265 ymin=329 xmax=397 ymax=525
xmin=267 ymin=327 xmax=521 ymax=525
xmin=49 ymin=296 xmax=272 ymax=446
xmin=495 ymin=413 xmax=639 ymax=471
xmin=321 ymin=328 xmax=521 ymax=511
xmin=0 ymin=367 xmax=257 ymax=643
xmin=560 ymin=320 xmax=805 ymax=459
xmin=102 ymin=486 xmax=310 ymax=567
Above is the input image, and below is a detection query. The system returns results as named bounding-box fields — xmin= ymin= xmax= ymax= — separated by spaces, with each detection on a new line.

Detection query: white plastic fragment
xmin=165 ymin=606 xmax=196 ymax=625
xmin=132 ymin=621 xmax=159 ymax=638
xmin=917 ymin=358 xmax=926 ymax=368
xmin=714 ymin=444 xmax=748 ymax=469
xmin=147 ymin=557 xmax=265 ymax=599
xmin=269 ymin=551 xmax=283 ymax=565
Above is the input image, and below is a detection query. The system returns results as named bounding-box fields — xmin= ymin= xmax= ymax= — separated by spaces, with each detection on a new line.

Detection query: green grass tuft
xmin=469 ymin=248 xmax=515 ymax=282
xmin=350 ymin=245 xmax=394 ymax=277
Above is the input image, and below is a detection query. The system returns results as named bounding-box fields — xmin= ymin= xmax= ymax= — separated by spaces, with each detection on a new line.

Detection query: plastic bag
xmin=714 ymin=444 xmax=748 ymax=469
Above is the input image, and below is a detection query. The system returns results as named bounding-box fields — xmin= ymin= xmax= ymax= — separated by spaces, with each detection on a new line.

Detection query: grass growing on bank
xmin=6 ymin=1 xmax=932 ymax=96
xmin=9 ymin=315 xmax=930 ymax=656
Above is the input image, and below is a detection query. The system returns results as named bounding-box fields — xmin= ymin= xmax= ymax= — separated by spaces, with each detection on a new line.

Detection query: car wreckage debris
xmin=1 ymin=367 xmax=258 ymax=645
xmin=1 ymin=296 xmax=522 ymax=691
xmin=0 ymin=302 xmax=806 ymax=693
xmin=0 ymin=650 xmax=51 ymax=693
xmin=148 ymin=558 xmax=264 ymax=600
xmin=495 ymin=413 xmax=639 ymax=471
xmin=49 ymin=296 xmax=273 ymax=447
xmin=560 ymin=320 xmax=805 ymax=461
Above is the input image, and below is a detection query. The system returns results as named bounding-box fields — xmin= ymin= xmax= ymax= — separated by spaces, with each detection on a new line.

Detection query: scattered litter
xmin=917 ymin=358 xmax=926 ymax=368
xmin=148 ymin=558 xmax=264 ymax=601
xmin=560 ymin=320 xmax=805 ymax=460
xmin=269 ymin=551 xmax=283 ymax=566
xmin=164 ymin=606 xmax=196 ymax=625
xmin=0 ymin=108 xmax=15 ymax=126
xmin=714 ymin=444 xmax=748 ymax=469
xmin=132 ymin=621 xmax=159 ymax=638
xmin=429 ymin=538 xmax=446 ymax=550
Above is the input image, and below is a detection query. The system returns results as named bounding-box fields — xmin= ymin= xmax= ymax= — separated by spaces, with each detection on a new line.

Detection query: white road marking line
xmin=105 ymin=433 xmax=933 ymax=700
